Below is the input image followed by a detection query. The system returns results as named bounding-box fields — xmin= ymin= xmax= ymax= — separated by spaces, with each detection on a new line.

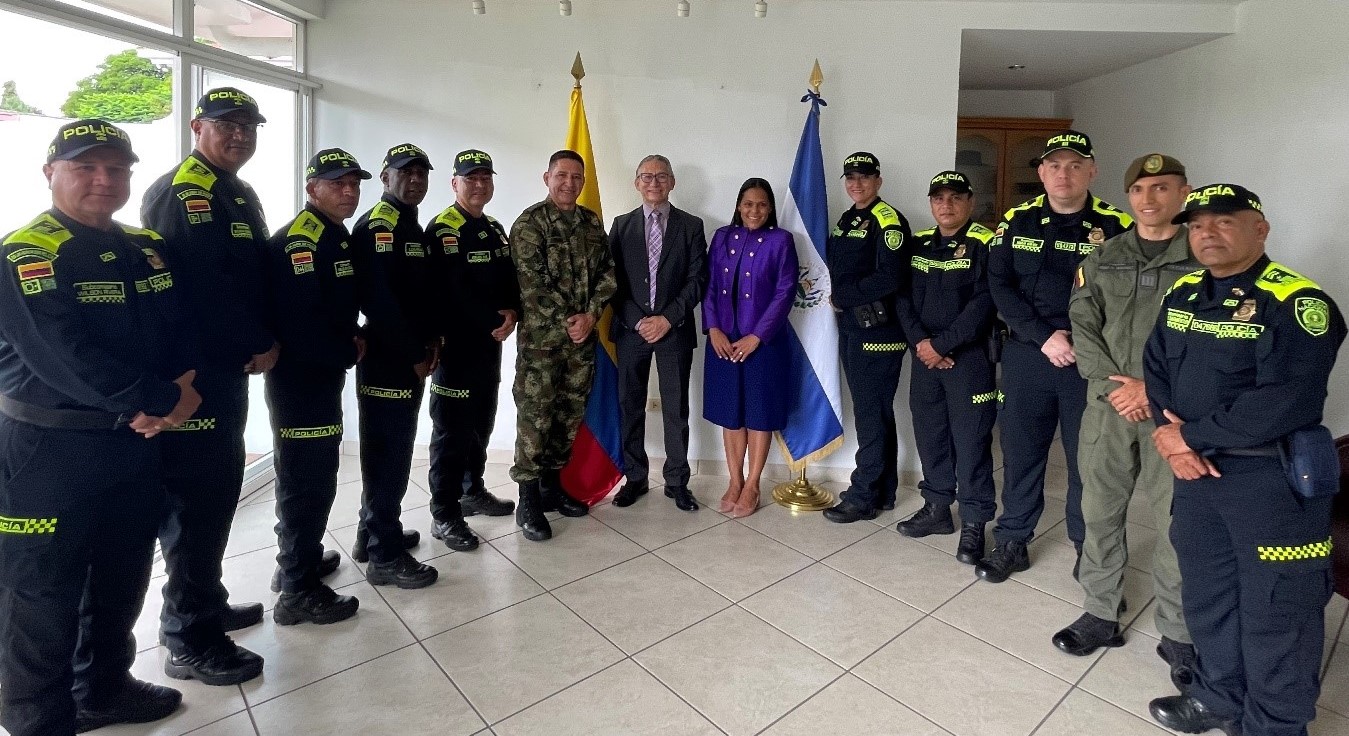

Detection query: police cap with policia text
xmin=453 ymin=149 xmax=496 ymax=176
xmin=382 ymin=143 xmax=434 ymax=171
xmin=193 ymin=87 xmax=266 ymax=124
xmin=927 ymin=170 xmax=972 ymax=196
xmin=305 ymin=148 xmax=373 ymax=181
xmin=1123 ymin=153 xmax=1186 ymax=188
xmin=46 ymin=119 xmax=139 ymax=164
xmin=1034 ymin=129 xmax=1094 ymax=164
xmin=841 ymin=152 xmax=880 ymax=177
xmin=1172 ymin=183 xmax=1263 ymax=224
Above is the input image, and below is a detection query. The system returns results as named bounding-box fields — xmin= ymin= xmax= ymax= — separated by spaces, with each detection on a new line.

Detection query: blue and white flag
xmin=775 ymin=90 xmax=844 ymax=470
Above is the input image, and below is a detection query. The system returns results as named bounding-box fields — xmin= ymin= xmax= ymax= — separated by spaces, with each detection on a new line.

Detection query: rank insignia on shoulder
xmin=1075 ymin=266 xmax=1085 ymax=289
xmin=1295 ymin=296 xmax=1331 ymax=336
xmin=954 ymin=244 xmax=966 ymax=259
xmin=1232 ymin=299 xmax=1256 ymax=322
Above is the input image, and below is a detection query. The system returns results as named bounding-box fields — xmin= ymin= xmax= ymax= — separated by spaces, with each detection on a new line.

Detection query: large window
xmin=0 ymin=0 xmax=314 ymax=483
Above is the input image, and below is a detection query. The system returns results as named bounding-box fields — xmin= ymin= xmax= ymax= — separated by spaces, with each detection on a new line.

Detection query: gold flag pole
xmin=571 ymin=52 xmax=584 ymax=88
xmin=774 ymin=59 xmax=835 ymax=513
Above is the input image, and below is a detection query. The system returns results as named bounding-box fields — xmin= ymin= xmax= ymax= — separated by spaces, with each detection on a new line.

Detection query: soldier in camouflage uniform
xmin=509 ymin=150 xmax=616 ymax=541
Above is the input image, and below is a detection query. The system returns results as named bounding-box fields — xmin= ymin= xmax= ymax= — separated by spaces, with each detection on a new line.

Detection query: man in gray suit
xmin=609 ymin=155 xmax=708 ymax=511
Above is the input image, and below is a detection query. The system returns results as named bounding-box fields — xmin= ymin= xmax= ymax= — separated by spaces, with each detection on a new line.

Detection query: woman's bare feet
xmin=719 ymin=481 xmax=743 ymax=513
xmin=731 ymin=482 xmax=761 ymax=518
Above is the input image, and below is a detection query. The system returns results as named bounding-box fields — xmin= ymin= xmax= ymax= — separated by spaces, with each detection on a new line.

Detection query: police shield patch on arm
xmin=1295 ymin=297 xmax=1330 ymax=336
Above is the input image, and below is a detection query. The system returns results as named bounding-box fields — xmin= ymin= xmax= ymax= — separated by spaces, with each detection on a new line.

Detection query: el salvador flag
xmin=774 ymin=90 xmax=845 ymax=469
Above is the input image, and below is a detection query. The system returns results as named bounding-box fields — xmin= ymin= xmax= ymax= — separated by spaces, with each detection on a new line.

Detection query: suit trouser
xmin=837 ymin=325 xmax=905 ymax=509
xmin=355 ymin=340 xmax=425 ymax=565
xmin=993 ymin=338 xmax=1086 ymax=546
xmin=1171 ymin=459 xmax=1332 ymax=736
xmin=158 ymin=368 xmax=247 ymax=652
xmin=1077 ymin=402 xmax=1188 ymax=639
xmin=908 ymin=347 xmax=998 ymax=524
xmin=616 ymin=330 xmax=693 ymax=487
xmin=428 ymin=339 xmax=502 ymax=521
xmin=509 ymin=343 xmax=594 ymax=484
xmin=0 ymin=419 xmax=161 ymax=736
xmin=267 ymin=365 xmax=345 ymax=594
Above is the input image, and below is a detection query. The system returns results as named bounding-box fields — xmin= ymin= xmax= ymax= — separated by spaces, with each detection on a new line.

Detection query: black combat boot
xmin=350 ymin=525 xmax=421 ymax=563
xmin=540 ymin=469 xmax=588 ymax=517
xmin=460 ymin=483 xmax=515 ymax=516
xmin=517 ymin=480 xmax=553 ymax=541
xmin=895 ymin=501 xmax=955 ymax=537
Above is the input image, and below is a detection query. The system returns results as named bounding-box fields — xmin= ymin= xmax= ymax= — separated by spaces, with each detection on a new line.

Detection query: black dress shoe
xmin=822 ymin=501 xmax=879 ymax=524
xmin=541 ymin=471 xmax=589 ymax=517
xmin=350 ymin=527 xmax=421 ymax=563
xmin=1052 ymin=612 xmax=1125 ymax=656
xmin=956 ymin=523 xmax=986 ymax=564
xmin=164 ymin=641 xmax=264 ymax=686
xmin=271 ymin=548 xmax=342 ymax=592
xmin=431 ymin=518 xmax=480 ymax=551
xmin=665 ymin=485 xmax=699 ymax=512
xmin=612 ymin=480 xmax=649 ymax=507
xmin=220 ymin=602 xmax=264 ymax=632
xmin=879 ymin=497 xmax=896 ymax=511
xmin=273 ymin=585 xmax=359 ymax=626
xmin=974 ymin=540 xmax=1030 ymax=583
xmin=896 ymin=502 xmax=955 ymax=537
xmin=461 ymin=487 xmax=515 ymax=517
xmin=367 ymin=553 xmax=438 ymax=589
xmin=517 ymin=480 xmax=553 ymax=542
xmin=1157 ymin=636 xmax=1198 ymax=693
xmin=1149 ymin=695 xmax=1241 ymax=735
xmin=75 ymin=678 xmax=182 ymax=733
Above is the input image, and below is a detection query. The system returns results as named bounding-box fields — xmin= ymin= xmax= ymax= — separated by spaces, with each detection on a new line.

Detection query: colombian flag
xmin=558 ymin=55 xmax=624 ymax=505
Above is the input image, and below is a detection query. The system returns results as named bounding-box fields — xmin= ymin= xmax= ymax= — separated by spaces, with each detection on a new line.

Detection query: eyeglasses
xmin=637 ymin=173 xmax=672 ymax=184
xmin=204 ymin=119 xmax=261 ymax=137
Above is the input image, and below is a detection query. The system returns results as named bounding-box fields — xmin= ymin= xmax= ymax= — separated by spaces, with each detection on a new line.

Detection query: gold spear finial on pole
xmin=571 ymin=52 xmax=585 ymax=88
xmin=809 ymin=58 xmax=823 ymax=94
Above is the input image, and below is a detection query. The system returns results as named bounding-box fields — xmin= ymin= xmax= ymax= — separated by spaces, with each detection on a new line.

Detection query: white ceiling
xmin=960 ymin=28 xmax=1227 ymax=90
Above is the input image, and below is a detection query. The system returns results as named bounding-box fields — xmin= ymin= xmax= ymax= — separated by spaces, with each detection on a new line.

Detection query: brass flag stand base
xmin=773 ymin=468 xmax=834 ymax=512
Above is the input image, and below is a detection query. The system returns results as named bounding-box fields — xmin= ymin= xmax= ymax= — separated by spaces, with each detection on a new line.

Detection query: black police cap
xmin=1034 ymin=130 xmax=1094 ymax=165
xmin=841 ymin=152 xmax=880 ymax=177
xmin=453 ymin=149 xmax=496 ymax=176
xmin=194 ymin=87 xmax=266 ymax=124
xmin=1172 ymin=183 xmax=1263 ymax=224
xmin=382 ymin=143 xmax=434 ymax=171
xmin=47 ymin=119 xmax=139 ymax=164
xmin=928 ymin=170 xmax=972 ymax=196
xmin=305 ymin=148 xmax=372 ymax=181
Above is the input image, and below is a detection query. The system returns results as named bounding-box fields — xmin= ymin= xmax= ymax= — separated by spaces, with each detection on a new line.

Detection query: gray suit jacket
xmin=607 ymin=204 xmax=708 ymax=350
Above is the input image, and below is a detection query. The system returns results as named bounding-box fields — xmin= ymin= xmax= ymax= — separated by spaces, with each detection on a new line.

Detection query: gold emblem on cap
xmin=953 ymin=244 xmax=967 ymax=258
xmin=1088 ymin=227 xmax=1105 ymax=245
xmin=1232 ymin=299 xmax=1257 ymax=322
xmin=1143 ymin=154 xmax=1164 ymax=174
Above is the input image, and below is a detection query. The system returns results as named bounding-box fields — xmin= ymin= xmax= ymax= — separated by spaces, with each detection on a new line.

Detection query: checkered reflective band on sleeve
xmin=0 ymin=516 xmax=57 ymax=535
xmin=861 ymin=342 xmax=907 ymax=353
xmin=277 ymin=424 xmax=343 ymax=440
xmin=357 ymin=385 xmax=413 ymax=400
xmin=1256 ymin=538 xmax=1333 ymax=562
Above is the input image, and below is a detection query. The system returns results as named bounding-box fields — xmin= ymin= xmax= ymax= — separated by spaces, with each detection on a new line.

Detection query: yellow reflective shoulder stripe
xmin=1091 ymin=197 xmax=1134 ymax=228
xmin=1165 ymin=269 xmax=1206 ymax=296
xmin=1255 ymin=262 xmax=1320 ymax=302
xmin=434 ymin=205 xmax=467 ymax=232
xmin=966 ymin=223 xmax=994 ymax=244
xmin=286 ymin=211 xmax=325 ymax=242
xmin=1257 ymin=538 xmax=1332 ymax=561
xmin=870 ymin=201 xmax=901 ymax=228
xmin=914 ymin=228 xmax=936 ymax=239
xmin=368 ymin=201 xmax=401 ymax=229
xmin=1002 ymin=195 xmax=1044 ymax=223
xmin=119 ymin=224 xmax=165 ymax=242
xmin=0 ymin=516 xmax=57 ymax=534
xmin=171 ymin=157 xmax=217 ymax=191
xmin=3 ymin=213 xmax=73 ymax=254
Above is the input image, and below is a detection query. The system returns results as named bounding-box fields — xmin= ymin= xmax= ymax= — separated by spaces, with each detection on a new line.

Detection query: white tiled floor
xmin=71 ymin=452 xmax=1349 ymax=736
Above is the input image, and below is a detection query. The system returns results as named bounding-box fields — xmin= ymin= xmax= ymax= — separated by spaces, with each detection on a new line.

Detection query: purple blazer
xmin=702 ymin=225 xmax=799 ymax=343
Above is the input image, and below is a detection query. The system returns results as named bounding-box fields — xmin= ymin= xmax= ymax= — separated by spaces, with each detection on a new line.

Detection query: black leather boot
xmin=541 ymin=469 xmax=589 ymax=517
xmin=517 ymin=480 xmax=553 ymax=541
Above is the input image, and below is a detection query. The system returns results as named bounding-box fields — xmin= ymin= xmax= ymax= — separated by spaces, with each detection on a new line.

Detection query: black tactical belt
xmin=0 ymin=394 xmax=131 ymax=430
xmin=1218 ymin=445 xmax=1280 ymax=458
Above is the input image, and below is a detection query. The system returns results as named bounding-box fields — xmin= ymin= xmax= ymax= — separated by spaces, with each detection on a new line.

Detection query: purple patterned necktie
xmin=647 ymin=210 xmax=662 ymax=308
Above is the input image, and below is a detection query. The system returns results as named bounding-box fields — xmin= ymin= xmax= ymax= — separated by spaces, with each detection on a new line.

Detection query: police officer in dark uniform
xmin=822 ymin=152 xmax=914 ymax=524
xmin=346 ymin=143 xmax=439 ymax=584
xmin=893 ymin=171 xmax=998 ymax=563
xmin=267 ymin=149 xmax=397 ymax=624
xmin=425 ymin=149 xmax=518 ymax=550
xmin=979 ymin=131 xmax=1133 ymax=582
xmin=0 ymin=120 xmax=197 ymax=735
xmin=140 ymin=87 xmax=278 ymax=685
xmin=1144 ymin=185 xmax=1346 ymax=736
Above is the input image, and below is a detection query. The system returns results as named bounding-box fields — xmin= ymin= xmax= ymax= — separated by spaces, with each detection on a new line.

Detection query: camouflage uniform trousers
xmin=510 ymin=343 xmax=596 ymax=483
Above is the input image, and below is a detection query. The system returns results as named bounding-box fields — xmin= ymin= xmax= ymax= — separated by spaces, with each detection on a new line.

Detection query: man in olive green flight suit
xmin=1055 ymin=153 xmax=1198 ymax=692
xmin=508 ymin=149 xmax=616 ymax=542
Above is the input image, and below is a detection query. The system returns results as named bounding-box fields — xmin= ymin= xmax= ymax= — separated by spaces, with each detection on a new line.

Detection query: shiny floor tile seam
xmin=733 ymin=511 xmax=889 ymax=562
xmin=751 ymin=668 xmax=956 ymax=736
xmin=408 ymin=637 xmax=496 ymax=732
xmin=584 ymin=499 xmax=738 ymax=552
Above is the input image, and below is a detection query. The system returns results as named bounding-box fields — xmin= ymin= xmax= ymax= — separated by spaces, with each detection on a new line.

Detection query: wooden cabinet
xmin=955 ymin=117 xmax=1073 ymax=227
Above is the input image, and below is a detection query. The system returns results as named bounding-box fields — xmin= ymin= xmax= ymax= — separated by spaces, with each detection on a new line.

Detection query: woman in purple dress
xmin=702 ymin=178 xmax=799 ymax=517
